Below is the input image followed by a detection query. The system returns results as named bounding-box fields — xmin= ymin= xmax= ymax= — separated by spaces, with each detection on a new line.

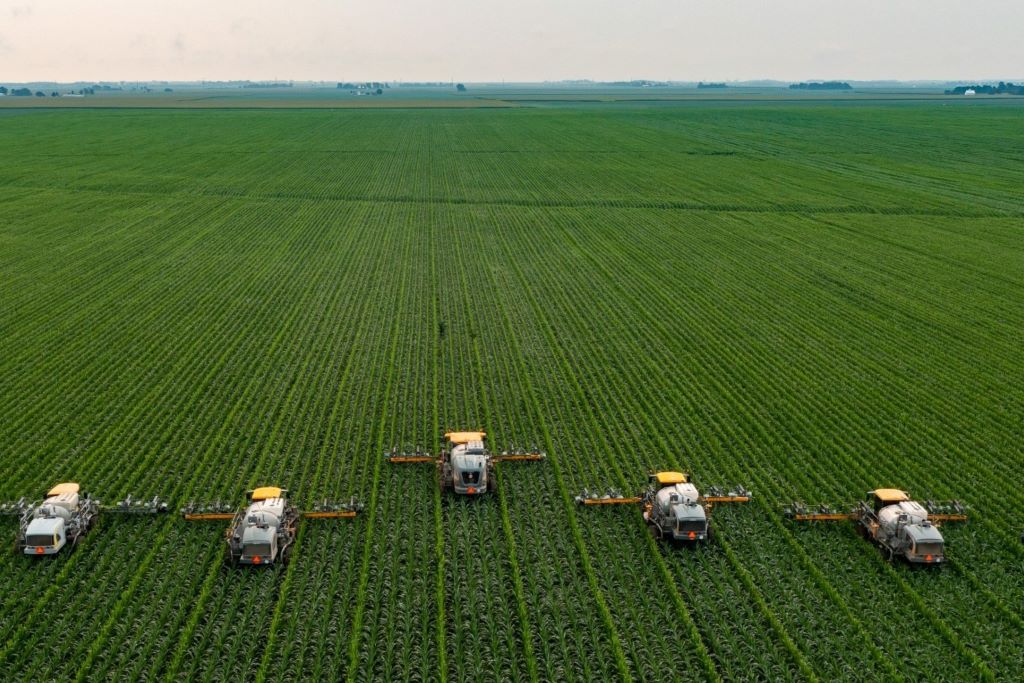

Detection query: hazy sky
xmin=2 ymin=0 xmax=1022 ymax=82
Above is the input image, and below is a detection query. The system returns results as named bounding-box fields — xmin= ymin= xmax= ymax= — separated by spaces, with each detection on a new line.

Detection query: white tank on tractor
xmin=785 ymin=488 xmax=967 ymax=564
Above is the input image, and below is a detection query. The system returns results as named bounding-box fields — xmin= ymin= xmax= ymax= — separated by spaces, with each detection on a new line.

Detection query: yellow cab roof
xmin=446 ymin=431 xmax=486 ymax=444
xmin=251 ymin=486 xmax=284 ymax=501
xmin=48 ymin=482 xmax=80 ymax=496
xmin=653 ymin=471 xmax=688 ymax=485
xmin=873 ymin=488 xmax=910 ymax=503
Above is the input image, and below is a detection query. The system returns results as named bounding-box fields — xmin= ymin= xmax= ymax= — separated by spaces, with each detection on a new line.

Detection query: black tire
xmin=648 ymin=523 xmax=662 ymax=540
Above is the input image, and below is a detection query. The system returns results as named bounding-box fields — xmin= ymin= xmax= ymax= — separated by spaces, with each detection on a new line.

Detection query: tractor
xmin=576 ymin=471 xmax=752 ymax=542
xmin=182 ymin=486 xmax=362 ymax=566
xmin=784 ymin=488 xmax=967 ymax=564
xmin=1 ymin=482 xmax=167 ymax=556
xmin=386 ymin=431 xmax=544 ymax=496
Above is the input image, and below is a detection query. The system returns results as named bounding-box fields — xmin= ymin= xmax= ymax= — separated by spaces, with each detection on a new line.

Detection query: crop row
xmin=2 ymin=104 xmax=1023 ymax=681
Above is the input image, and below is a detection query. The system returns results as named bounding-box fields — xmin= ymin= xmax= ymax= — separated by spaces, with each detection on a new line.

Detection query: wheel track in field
xmin=124 ymin=205 xmax=370 ymax=679
xmin=529 ymin=209 xmax=1007 ymax=676
xmin=181 ymin=222 xmax=395 ymax=679
xmin=547 ymin=302 xmax=818 ymax=682
xmin=470 ymin=255 xmax=611 ymax=680
xmin=352 ymin=204 xmax=441 ymax=680
xmin=477 ymin=252 xmax=724 ymax=679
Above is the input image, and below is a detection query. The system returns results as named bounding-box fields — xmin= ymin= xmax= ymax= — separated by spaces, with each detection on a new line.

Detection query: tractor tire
xmin=648 ymin=523 xmax=662 ymax=540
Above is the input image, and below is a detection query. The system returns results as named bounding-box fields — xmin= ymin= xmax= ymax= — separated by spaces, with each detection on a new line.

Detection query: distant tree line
xmin=337 ymin=82 xmax=387 ymax=95
xmin=2 ymin=86 xmax=101 ymax=96
xmin=789 ymin=81 xmax=852 ymax=90
xmin=697 ymin=82 xmax=727 ymax=89
xmin=945 ymin=82 xmax=1024 ymax=95
xmin=608 ymin=80 xmax=668 ymax=87
xmin=337 ymin=82 xmax=388 ymax=89
xmin=243 ymin=81 xmax=293 ymax=88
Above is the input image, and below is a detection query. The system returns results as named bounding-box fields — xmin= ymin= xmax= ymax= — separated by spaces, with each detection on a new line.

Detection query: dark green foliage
xmin=0 ymin=100 xmax=1022 ymax=681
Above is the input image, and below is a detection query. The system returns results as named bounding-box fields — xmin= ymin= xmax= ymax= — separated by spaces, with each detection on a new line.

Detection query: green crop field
xmin=1 ymin=97 xmax=1023 ymax=682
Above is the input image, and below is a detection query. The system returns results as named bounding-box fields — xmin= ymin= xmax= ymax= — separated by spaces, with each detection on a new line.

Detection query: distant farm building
xmin=964 ymin=89 xmax=976 ymax=96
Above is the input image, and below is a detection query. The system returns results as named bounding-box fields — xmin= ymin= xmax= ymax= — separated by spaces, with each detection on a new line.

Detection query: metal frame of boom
xmin=181 ymin=496 xmax=363 ymax=565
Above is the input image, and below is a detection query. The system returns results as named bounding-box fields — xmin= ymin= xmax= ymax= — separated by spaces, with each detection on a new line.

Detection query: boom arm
xmin=181 ymin=501 xmax=237 ymax=521
xmin=702 ymin=485 xmax=753 ymax=505
xmin=783 ymin=502 xmax=856 ymax=522
xmin=574 ymin=488 xmax=644 ymax=505
xmin=384 ymin=447 xmax=437 ymax=464
xmin=924 ymin=500 xmax=968 ymax=523
xmin=492 ymin=446 xmax=546 ymax=463
xmin=102 ymin=494 xmax=169 ymax=514
xmin=301 ymin=498 xmax=364 ymax=519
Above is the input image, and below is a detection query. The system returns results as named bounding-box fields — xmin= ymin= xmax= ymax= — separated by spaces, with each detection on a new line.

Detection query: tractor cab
xmin=446 ymin=432 xmax=491 ymax=495
xmin=23 ymin=516 xmax=66 ymax=555
xmin=23 ymin=482 xmax=81 ymax=556
xmin=869 ymin=488 xmax=909 ymax=513
xmin=905 ymin=523 xmax=945 ymax=564
xmin=240 ymin=525 xmax=277 ymax=565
